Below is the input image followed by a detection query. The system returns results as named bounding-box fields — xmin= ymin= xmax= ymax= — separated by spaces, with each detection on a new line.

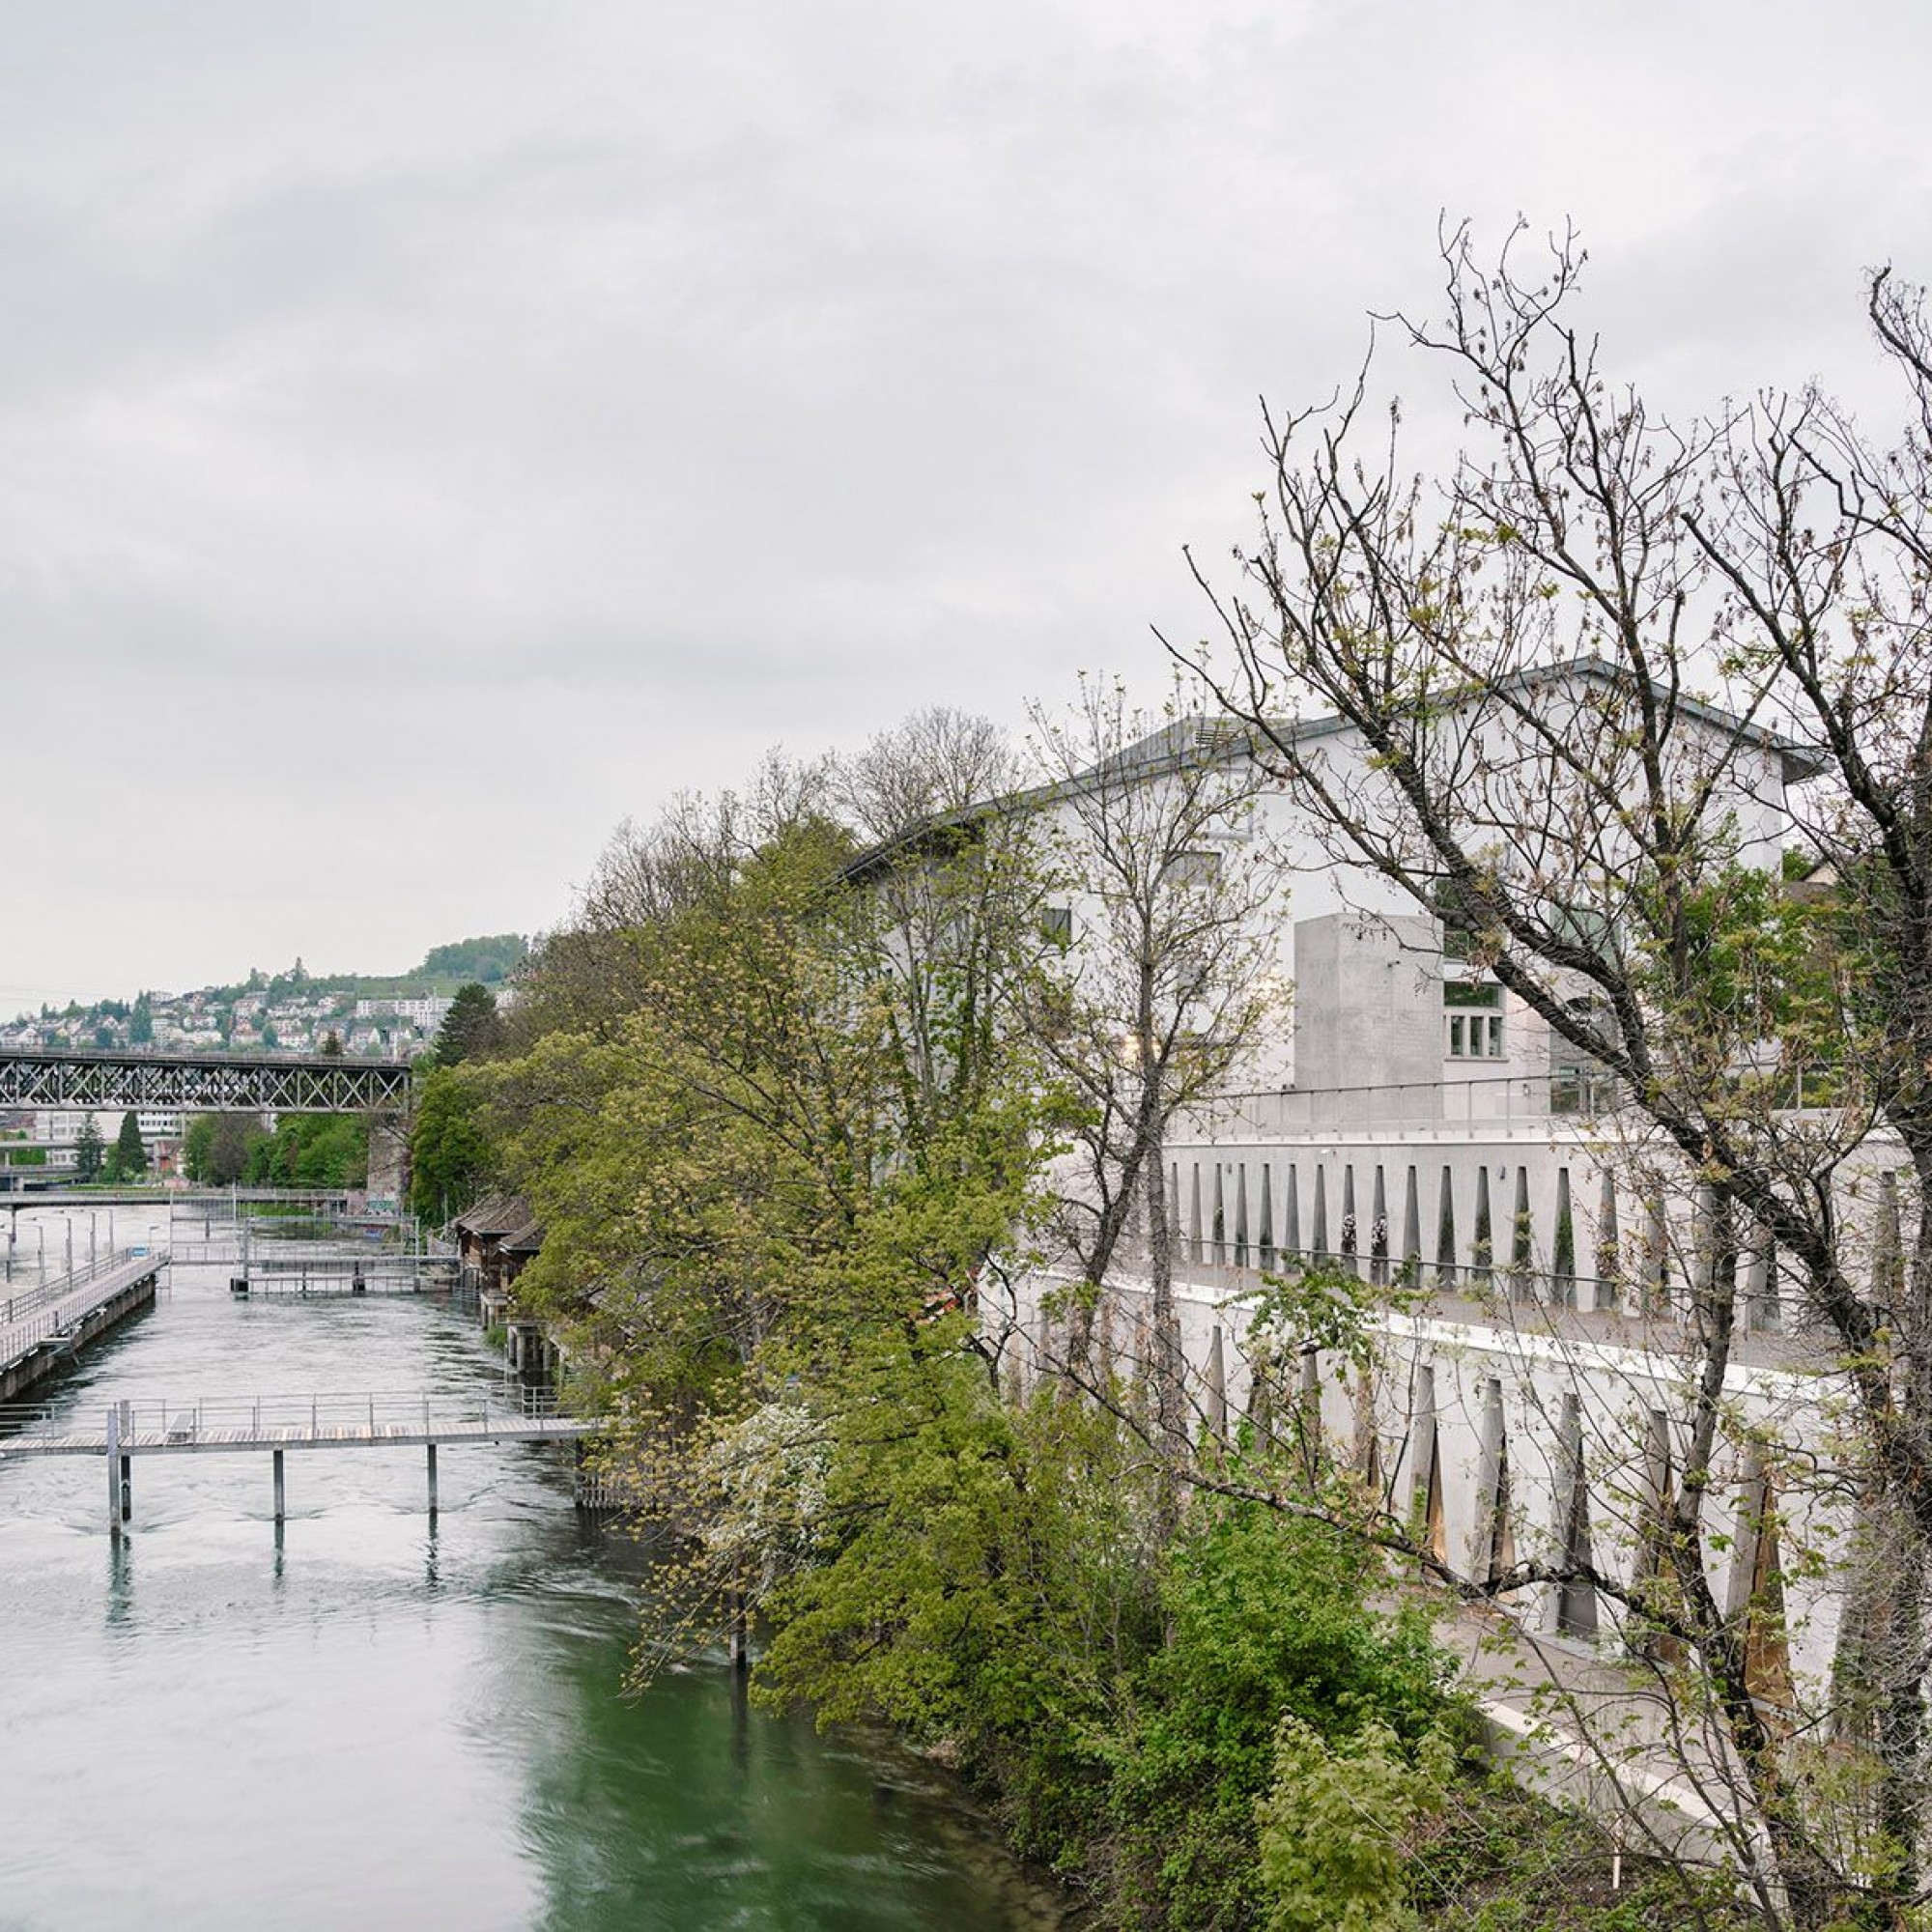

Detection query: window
xmin=1444 ymin=980 xmax=1505 ymax=1059
xmin=1164 ymin=850 xmax=1222 ymax=893
xmin=1039 ymin=905 xmax=1073 ymax=947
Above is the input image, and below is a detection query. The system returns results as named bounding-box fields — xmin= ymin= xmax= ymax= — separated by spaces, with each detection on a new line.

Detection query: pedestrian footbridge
xmin=0 ymin=1389 xmax=604 ymax=1527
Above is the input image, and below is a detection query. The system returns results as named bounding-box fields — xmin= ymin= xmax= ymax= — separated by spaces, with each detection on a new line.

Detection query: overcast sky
xmin=5 ymin=1 xmax=1928 ymax=1009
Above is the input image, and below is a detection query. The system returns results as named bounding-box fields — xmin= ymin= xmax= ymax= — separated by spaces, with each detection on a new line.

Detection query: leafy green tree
xmin=181 ymin=1114 xmax=214 ymax=1179
xmin=433 ymin=983 xmax=504 ymax=1066
xmin=242 ymin=1114 xmax=367 ymax=1187
xmin=320 ymin=1029 xmax=343 ymax=1057
xmin=129 ymin=994 xmax=153 ymax=1045
xmin=182 ymin=1113 xmax=261 ymax=1185
xmin=1256 ymin=1718 xmax=1456 ymax=1932
xmin=1107 ymin=1502 xmax=1456 ymax=1928
xmin=750 ymin=1338 xmax=1159 ymax=1870
xmin=409 ymin=1065 xmax=494 ymax=1221
xmin=73 ymin=1114 xmax=104 ymax=1181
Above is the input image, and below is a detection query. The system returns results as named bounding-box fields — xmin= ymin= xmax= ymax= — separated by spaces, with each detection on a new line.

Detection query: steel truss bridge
xmin=0 ymin=1048 xmax=412 ymax=1114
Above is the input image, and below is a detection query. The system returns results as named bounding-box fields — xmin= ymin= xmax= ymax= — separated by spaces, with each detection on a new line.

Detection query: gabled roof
xmin=453 ymin=1191 xmax=533 ymax=1238
xmin=838 ymin=655 xmax=1821 ymax=885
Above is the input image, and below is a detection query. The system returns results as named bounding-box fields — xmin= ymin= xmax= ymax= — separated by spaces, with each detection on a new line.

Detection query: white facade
xmin=995 ymin=663 xmax=1903 ymax=1751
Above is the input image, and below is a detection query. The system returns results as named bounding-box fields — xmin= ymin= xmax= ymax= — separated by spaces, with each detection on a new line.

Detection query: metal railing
xmin=1 ymin=1248 xmax=159 ymax=1326
xmin=0 ymin=1384 xmax=572 ymax=1448
xmin=1196 ymin=1072 xmax=1622 ymax=1137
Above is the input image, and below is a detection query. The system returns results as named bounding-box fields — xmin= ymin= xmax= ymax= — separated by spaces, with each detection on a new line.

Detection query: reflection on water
xmin=0 ymin=1219 xmax=1070 ymax=1932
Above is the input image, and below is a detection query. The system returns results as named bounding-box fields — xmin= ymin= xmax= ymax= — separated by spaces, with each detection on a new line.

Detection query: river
xmin=0 ymin=1209 xmax=1072 ymax=1931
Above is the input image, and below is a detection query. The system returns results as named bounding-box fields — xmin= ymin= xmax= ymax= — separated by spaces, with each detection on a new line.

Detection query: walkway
xmin=0 ymin=1388 xmax=604 ymax=1528
xmin=0 ymin=1251 xmax=169 ymax=1378
xmin=0 ymin=1389 xmax=595 ymax=1460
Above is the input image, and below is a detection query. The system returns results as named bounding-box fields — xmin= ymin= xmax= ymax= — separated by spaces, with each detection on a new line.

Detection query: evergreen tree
xmin=73 ymin=1114 xmax=104 ymax=1181
xmin=433 ymin=983 xmax=504 ymax=1066
xmin=107 ymin=1111 xmax=147 ymax=1182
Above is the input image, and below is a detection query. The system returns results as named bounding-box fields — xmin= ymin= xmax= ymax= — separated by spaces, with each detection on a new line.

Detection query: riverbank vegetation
xmin=181 ymin=1111 xmax=368 ymax=1187
xmin=417 ymin=713 xmax=1688 ymax=1927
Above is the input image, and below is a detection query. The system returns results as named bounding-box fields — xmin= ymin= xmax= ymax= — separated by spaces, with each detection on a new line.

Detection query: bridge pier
xmin=368 ymin=1118 xmax=409 ymax=1213
xmin=105 ymin=1403 xmax=131 ymax=1530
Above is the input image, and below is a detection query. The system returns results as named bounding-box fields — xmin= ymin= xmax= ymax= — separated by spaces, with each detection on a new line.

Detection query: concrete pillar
xmin=1234 ymin=1166 xmax=1249 ymax=1268
xmin=1401 ymin=1166 xmax=1421 ymax=1285
xmin=1747 ymin=1236 xmax=1777 ymax=1332
xmin=1553 ymin=1167 xmax=1576 ymax=1307
xmin=106 ymin=1404 xmax=122 ymax=1535
xmin=1472 ymin=1168 xmax=1493 ymax=1285
xmin=1258 ymin=1163 xmax=1275 ymax=1270
xmin=1205 ymin=1324 xmax=1228 ymax=1441
xmin=272 ymin=1449 xmax=286 ymax=1523
xmin=1370 ymin=1165 xmax=1388 ymax=1285
xmin=1470 ymin=1378 xmax=1508 ymax=1581
xmin=1299 ymin=1348 xmax=1321 ymax=1462
xmin=1597 ymin=1170 xmax=1621 ymax=1303
xmin=114 ymin=1399 xmax=131 ymax=1523
xmin=1283 ymin=1165 xmax=1299 ymax=1259
xmin=1510 ymin=1165 xmax=1533 ymax=1300
xmin=1875 ymin=1170 xmax=1904 ymax=1304
xmin=367 ymin=1116 xmax=409 ymax=1210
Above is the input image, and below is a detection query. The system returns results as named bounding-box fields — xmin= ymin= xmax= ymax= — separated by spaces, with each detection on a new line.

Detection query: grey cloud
xmin=5 ymin=0 xmax=1931 ymax=1001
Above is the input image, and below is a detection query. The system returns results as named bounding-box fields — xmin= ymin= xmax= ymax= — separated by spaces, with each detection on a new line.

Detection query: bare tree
xmin=1025 ymin=675 xmax=1289 ymax=1513
xmin=1169 ymin=222 xmax=1932 ymax=1924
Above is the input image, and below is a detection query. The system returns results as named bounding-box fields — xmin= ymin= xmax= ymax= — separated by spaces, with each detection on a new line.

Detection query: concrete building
xmin=925 ymin=659 xmax=1897 ymax=1762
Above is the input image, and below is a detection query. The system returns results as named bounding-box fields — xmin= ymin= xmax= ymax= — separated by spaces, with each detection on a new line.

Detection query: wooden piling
xmin=272 ymin=1448 xmax=286 ymax=1523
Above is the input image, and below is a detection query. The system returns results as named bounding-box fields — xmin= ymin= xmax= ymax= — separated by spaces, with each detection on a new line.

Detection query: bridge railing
xmin=1 ymin=1248 xmax=162 ymax=1327
xmin=1 ymin=1385 xmax=574 ymax=1445
xmin=0 ymin=1399 xmax=61 ymax=1435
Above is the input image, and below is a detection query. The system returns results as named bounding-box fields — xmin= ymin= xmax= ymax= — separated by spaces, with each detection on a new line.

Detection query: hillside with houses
xmin=0 ymin=934 xmax=526 ymax=1064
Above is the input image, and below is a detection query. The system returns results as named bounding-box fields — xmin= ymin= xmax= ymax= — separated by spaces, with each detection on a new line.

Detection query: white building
xmin=948 ymin=660 xmax=1899 ymax=1776
xmin=355 ymin=996 xmax=454 ymax=1033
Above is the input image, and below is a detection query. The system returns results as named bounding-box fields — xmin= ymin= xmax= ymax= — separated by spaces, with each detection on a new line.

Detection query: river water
xmin=0 ymin=1211 xmax=1069 ymax=1932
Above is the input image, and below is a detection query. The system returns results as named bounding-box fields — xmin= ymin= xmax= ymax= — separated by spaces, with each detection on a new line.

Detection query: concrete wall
xmin=1001 ymin=1252 xmax=1852 ymax=1697
xmin=1289 ymin=912 xmax=1443 ymax=1098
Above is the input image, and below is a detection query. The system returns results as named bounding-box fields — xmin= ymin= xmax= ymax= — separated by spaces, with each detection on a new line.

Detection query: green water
xmin=0 ymin=1228 xmax=1071 ymax=1931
